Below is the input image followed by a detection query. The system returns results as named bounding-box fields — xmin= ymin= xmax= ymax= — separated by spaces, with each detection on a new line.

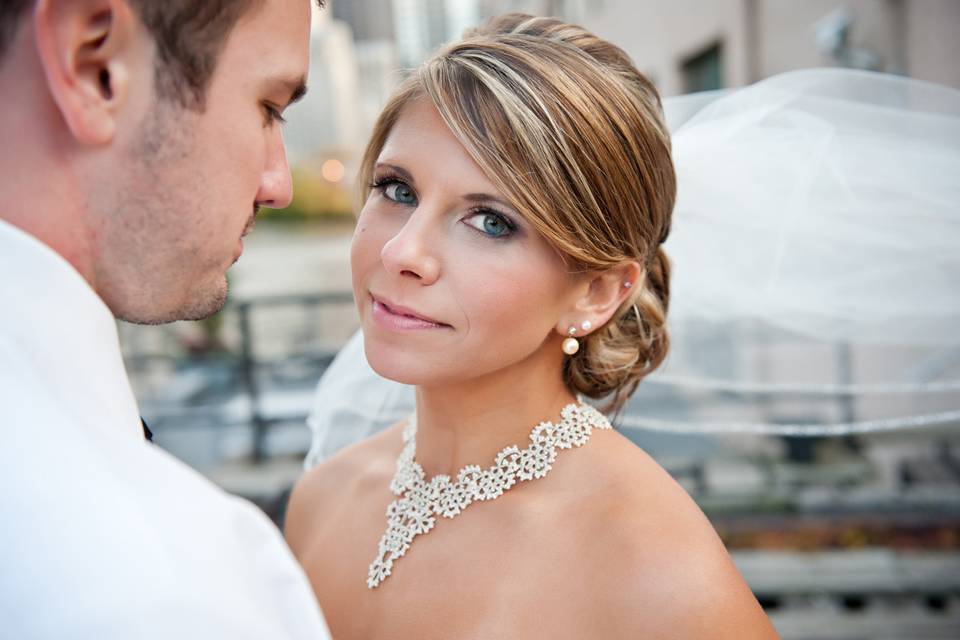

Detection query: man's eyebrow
xmin=272 ymin=76 xmax=308 ymax=106
xmin=288 ymin=81 xmax=308 ymax=105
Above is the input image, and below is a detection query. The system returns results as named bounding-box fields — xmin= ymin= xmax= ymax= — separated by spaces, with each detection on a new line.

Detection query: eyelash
xmin=263 ymin=103 xmax=287 ymax=126
xmin=466 ymin=206 xmax=518 ymax=237
xmin=369 ymin=175 xmax=403 ymax=191
xmin=369 ymin=174 xmax=518 ymax=238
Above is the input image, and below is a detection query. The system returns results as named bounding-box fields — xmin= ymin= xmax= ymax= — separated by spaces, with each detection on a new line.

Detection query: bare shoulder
xmin=284 ymin=422 xmax=405 ymax=555
xmin=574 ymin=431 xmax=779 ymax=639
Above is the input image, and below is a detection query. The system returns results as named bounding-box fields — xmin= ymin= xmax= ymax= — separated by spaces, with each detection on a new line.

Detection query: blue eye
xmin=464 ymin=209 xmax=516 ymax=238
xmin=373 ymin=179 xmax=417 ymax=205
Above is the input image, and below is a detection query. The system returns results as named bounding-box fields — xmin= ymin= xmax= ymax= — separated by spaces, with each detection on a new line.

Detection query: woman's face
xmin=351 ymin=98 xmax=581 ymax=386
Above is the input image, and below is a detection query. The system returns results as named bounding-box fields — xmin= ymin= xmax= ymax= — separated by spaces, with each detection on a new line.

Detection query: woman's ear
xmin=555 ymin=260 xmax=642 ymax=335
xmin=33 ymin=0 xmax=140 ymax=145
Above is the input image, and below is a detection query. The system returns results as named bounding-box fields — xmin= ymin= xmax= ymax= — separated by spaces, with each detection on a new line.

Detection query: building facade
xmin=481 ymin=0 xmax=960 ymax=95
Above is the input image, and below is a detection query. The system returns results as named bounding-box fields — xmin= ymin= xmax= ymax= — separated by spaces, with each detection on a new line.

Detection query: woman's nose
xmin=379 ymin=210 xmax=441 ymax=285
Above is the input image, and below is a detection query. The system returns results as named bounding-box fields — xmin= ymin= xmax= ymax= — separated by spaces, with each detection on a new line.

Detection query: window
xmin=682 ymin=42 xmax=724 ymax=92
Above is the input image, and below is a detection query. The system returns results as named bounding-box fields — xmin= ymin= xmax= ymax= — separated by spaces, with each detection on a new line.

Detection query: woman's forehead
xmin=377 ymin=99 xmax=505 ymax=199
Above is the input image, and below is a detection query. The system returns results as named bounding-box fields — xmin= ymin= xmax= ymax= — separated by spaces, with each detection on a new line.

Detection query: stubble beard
xmin=99 ymin=101 xmax=238 ymax=326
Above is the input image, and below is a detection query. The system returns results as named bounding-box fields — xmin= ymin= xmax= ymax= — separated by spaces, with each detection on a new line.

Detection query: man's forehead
xmin=219 ymin=0 xmax=312 ymax=90
xmin=234 ymin=0 xmax=314 ymax=41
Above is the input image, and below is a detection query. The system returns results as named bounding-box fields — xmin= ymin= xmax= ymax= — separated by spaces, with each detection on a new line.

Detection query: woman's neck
xmin=411 ymin=350 xmax=579 ymax=478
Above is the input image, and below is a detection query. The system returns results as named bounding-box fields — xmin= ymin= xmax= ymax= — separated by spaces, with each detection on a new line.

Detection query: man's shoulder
xmin=1 ymin=407 xmax=290 ymax=565
xmin=0 ymin=368 xmax=325 ymax=634
xmin=1 ymin=433 xmax=329 ymax=638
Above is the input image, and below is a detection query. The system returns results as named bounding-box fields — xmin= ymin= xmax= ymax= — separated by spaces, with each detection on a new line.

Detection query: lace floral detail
xmin=367 ymin=557 xmax=391 ymax=588
xmin=367 ymin=403 xmax=612 ymax=589
xmin=474 ymin=467 xmax=507 ymax=501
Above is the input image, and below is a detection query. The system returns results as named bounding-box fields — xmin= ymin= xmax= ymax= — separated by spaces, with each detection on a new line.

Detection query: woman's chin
xmin=363 ymin=339 xmax=444 ymax=386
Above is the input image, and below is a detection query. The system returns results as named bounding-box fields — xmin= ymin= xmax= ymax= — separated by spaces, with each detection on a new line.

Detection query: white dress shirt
xmin=0 ymin=220 xmax=330 ymax=639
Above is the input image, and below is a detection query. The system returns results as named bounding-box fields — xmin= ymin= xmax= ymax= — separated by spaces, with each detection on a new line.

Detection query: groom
xmin=0 ymin=1 xmax=330 ymax=637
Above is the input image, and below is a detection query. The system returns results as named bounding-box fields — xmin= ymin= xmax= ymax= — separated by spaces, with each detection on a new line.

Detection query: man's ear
xmin=556 ymin=261 xmax=643 ymax=335
xmin=33 ymin=0 xmax=140 ymax=146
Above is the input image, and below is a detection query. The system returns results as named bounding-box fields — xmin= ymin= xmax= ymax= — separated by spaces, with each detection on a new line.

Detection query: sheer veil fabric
xmin=305 ymin=69 xmax=960 ymax=468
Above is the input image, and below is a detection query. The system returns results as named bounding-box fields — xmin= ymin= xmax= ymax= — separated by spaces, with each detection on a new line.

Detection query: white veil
xmin=305 ymin=69 xmax=960 ymax=468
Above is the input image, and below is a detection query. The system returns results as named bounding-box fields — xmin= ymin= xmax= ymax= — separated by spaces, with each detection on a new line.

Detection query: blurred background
xmin=124 ymin=1 xmax=960 ymax=638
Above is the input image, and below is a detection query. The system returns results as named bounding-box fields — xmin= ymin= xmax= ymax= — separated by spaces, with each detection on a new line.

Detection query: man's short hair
xmin=0 ymin=0 xmax=324 ymax=109
xmin=0 ymin=0 xmax=32 ymax=61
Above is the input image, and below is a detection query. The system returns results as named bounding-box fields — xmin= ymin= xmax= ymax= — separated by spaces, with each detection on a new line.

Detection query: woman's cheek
xmin=453 ymin=250 xmax=554 ymax=340
xmin=350 ymin=221 xmax=388 ymax=285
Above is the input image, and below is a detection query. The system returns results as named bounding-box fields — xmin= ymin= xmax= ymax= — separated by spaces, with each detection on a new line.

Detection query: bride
xmin=285 ymin=14 xmax=776 ymax=639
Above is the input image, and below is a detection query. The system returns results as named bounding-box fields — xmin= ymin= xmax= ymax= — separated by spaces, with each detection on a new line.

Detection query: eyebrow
xmin=463 ymin=192 xmax=514 ymax=210
xmin=272 ymin=75 xmax=308 ymax=107
xmin=374 ymin=162 xmax=514 ymax=209
xmin=374 ymin=162 xmax=416 ymax=186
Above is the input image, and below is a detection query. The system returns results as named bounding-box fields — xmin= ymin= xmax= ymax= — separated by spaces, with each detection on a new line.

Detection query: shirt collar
xmin=0 ymin=219 xmax=142 ymax=441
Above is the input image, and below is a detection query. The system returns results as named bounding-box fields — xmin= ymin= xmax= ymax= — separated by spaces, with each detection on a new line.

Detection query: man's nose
xmin=256 ymin=132 xmax=293 ymax=209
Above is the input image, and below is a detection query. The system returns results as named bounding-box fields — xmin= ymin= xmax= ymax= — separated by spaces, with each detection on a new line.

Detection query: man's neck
xmin=0 ymin=32 xmax=98 ymax=292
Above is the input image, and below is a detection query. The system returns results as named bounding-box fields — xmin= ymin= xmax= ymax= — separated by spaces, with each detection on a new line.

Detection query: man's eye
xmin=264 ymin=103 xmax=287 ymax=126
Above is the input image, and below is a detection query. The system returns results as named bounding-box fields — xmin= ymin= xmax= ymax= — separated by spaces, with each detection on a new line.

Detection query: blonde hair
xmin=358 ymin=14 xmax=675 ymax=414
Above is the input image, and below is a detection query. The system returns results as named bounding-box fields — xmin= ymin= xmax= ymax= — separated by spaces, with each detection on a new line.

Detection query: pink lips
xmin=371 ymin=295 xmax=449 ymax=331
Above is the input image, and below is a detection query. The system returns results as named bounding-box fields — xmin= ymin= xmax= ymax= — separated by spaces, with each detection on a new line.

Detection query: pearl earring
xmin=580 ymin=320 xmax=592 ymax=332
xmin=623 ymin=281 xmax=632 ymax=289
xmin=562 ymin=326 xmax=580 ymax=355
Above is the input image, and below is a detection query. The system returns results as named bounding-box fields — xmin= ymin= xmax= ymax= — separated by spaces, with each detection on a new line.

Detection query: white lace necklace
xmin=367 ymin=402 xmax=612 ymax=589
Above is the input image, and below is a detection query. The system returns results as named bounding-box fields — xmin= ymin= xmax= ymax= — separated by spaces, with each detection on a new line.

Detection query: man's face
xmin=92 ymin=0 xmax=311 ymax=324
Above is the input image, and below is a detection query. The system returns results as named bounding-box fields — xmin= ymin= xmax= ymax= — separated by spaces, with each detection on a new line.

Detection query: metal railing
xmin=232 ymin=291 xmax=355 ymax=461
xmin=126 ymin=291 xmax=356 ymax=462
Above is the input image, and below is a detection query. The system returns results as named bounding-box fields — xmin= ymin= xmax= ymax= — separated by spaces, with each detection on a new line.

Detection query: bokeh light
xmin=321 ymin=159 xmax=345 ymax=183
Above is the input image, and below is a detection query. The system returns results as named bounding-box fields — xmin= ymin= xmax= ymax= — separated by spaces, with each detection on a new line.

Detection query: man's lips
xmin=234 ymin=205 xmax=260 ymax=261
xmin=371 ymin=294 xmax=450 ymax=328
xmin=242 ymin=205 xmax=261 ymax=237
